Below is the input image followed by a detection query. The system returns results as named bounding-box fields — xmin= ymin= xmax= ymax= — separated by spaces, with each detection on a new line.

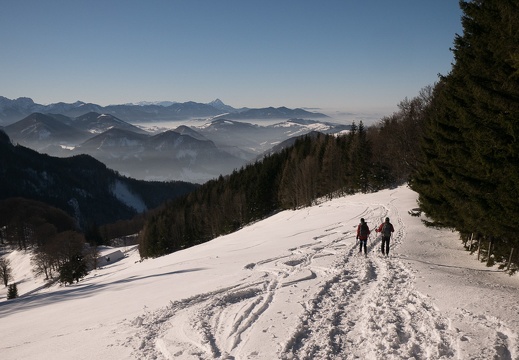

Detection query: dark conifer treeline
xmin=411 ymin=0 xmax=519 ymax=269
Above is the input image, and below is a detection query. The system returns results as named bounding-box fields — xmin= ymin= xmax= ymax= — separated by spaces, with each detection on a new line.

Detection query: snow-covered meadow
xmin=1 ymin=186 xmax=518 ymax=359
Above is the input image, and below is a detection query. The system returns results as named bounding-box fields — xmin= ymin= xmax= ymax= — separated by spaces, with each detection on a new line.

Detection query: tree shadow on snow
xmin=394 ymin=255 xmax=502 ymax=273
xmin=0 ymin=267 xmax=207 ymax=316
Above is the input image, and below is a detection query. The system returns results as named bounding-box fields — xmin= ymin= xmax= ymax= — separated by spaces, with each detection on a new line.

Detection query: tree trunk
xmin=486 ymin=239 xmax=493 ymax=266
xmin=507 ymin=248 xmax=515 ymax=271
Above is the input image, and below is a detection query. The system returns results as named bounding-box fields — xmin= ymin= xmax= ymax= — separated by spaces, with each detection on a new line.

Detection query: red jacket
xmin=357 ymin=223 xmax=370 ymax=240
xmin=377 ymin=222 xmax=394 ymax=237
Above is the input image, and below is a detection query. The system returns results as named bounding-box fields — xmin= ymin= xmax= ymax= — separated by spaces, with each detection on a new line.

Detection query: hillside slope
xmin=0 ymin=130 xmax=197 ymax=227
xmin=1 ymin=186 xmax=517 ymax=359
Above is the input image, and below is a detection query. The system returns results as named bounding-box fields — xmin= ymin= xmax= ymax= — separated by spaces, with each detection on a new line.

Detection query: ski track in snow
xmin=122 ymin=193 xmax=518 ymax=360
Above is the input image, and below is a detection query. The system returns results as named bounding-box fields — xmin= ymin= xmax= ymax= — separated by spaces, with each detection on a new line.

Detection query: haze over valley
xmin=0 ymin=97 xmax=351 ymax=183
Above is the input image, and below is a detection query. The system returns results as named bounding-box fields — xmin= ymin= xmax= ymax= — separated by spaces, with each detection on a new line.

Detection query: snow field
xmin=1 ymin=186 xmax=518 ymax=359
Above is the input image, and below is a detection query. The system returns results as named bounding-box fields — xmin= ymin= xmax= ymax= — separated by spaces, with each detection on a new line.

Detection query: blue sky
xmin=0 ymin=0 xmax=462 ymax=115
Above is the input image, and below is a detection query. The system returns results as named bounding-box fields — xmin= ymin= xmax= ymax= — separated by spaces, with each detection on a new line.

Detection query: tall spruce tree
xmin=412 ymin=0 xmax=519 ymax=241
xmin=348 ymin=121 xmax=372 ymax=193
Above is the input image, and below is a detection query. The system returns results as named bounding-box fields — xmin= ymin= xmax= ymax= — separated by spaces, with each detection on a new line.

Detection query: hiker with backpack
xmin=376 ymin=217 xmax=395 ymax=256
xmin=356 ymin=218 xmax=370 ymax=256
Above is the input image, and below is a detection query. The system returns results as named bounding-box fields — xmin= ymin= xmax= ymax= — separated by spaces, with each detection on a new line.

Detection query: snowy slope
xmin=0 ymin=186 xmax=518 ymax=359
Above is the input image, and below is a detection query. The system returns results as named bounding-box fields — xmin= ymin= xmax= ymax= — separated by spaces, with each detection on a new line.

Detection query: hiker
xmin=356 ymin=218 xmax=370 ymax=255
xmin=376 ymin=217 xmax=394 ymax=256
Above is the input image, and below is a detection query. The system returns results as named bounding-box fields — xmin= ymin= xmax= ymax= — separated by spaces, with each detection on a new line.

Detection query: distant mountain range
xmin=0 ymin=96 xmax=328 ymax=126
xmin=2 ymin=111 xmax=349 ymax=183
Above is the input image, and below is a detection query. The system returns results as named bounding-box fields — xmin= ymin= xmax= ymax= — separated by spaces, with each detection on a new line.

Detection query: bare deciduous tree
xmin=0 ymin=257 xmax=13 ymax=286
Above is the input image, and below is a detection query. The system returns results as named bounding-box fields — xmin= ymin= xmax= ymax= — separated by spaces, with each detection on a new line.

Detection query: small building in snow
xmin=97 ymin=249 xmax=125 ymax=267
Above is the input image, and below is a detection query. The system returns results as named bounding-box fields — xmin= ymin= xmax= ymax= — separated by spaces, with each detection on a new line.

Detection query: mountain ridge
xmin=3 ymin=112 xmax=349 ymax=183
xmin=0 ymin=96 xmax=329 ymax=125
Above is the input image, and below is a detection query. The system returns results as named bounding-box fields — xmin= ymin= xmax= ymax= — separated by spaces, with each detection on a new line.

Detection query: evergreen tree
xmin=59 ymin=253 xmax=88 ymax=285
xmin=412 ymin=0 xmax=519 ymax=242
xmin=84 ymin=222 xmax=105 ymax=246
xmin=7 ymin=283 xmax=18 ymax=299
xmin=348 ymin=121 xmax=372 ymax=192
xmin=411 ymin=81 xmax=469 ymax=229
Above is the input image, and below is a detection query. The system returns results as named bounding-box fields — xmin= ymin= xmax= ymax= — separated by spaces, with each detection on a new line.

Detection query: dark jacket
xmin=357 ymin=223 xmax=370 ymax=241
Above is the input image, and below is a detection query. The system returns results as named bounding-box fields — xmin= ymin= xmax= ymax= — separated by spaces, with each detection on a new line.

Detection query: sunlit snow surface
xmin=1 ymin=186 xmax=518 ymax=359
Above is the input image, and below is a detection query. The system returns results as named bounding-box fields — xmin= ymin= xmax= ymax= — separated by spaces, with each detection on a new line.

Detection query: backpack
xmin=359 ymin=223 xmax=369 ymax=237
xmin=382 ymin=223 xmax=392 ymax=236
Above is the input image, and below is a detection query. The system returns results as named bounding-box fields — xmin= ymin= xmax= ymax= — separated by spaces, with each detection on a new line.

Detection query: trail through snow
xmin=1 ymin=186 xmax=518 ymax=360
xmin=119 ymin=189 xmax=518 ymax=359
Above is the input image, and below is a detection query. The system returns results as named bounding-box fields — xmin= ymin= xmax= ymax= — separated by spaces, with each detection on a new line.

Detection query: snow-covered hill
xmin=1 ymin=186 xmax=518 ymax=359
